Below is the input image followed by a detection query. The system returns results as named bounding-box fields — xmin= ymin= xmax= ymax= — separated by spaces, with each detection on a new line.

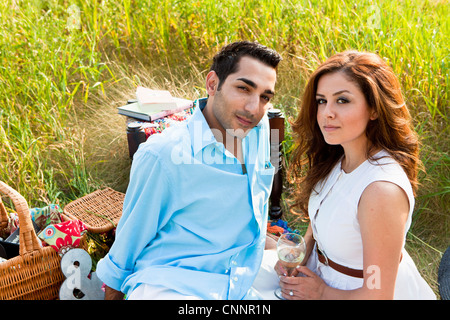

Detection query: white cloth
xmin=250 ymin=249 xmax=280 ymax=299
xmin=306 ymin=150 xmax=435 ymax=299
xmin=128 ymin=283 xmax=202 ymax=300
xmin=127 ymin=250 xmax=281 ymax=300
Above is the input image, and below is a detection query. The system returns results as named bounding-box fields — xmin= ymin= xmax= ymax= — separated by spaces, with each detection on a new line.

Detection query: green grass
xmin=0 ymin=0 xmax=448 ymax=298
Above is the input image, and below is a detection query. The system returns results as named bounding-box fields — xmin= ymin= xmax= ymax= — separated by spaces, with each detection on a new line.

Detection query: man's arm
xmin=96 ymin=148 xmax=174 ymax=298
xmin=104 ymin=285 xmax=125 ymax=300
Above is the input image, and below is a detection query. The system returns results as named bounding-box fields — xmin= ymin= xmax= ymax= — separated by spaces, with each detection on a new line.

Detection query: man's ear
xmin=205 ymin=71 xmax=219 ymax=96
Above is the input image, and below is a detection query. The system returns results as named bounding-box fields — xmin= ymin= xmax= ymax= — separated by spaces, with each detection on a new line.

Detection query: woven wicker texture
xmin=0 ymin=197 xmax=8 ymax=230
xmin=63 ymin=188 xmax=125 ymax=233
xmin=0 ymin=181 xmax=64 ymax=300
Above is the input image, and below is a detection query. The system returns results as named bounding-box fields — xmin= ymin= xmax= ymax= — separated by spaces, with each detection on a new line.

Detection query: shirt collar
xmin=187 ymin=98 xmax=216 ymax=156
xmin=187 ymin=97 xmax=264 ymax=156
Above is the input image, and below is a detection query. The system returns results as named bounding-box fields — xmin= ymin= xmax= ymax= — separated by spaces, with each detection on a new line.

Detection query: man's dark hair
xmin=209 ymin=41 xmax=282 ymax=90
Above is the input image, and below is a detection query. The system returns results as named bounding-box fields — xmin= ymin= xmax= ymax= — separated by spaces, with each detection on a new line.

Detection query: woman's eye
xmin=337 ymin=97 xmax=349 ymax=104
xmin=316 ymin=98 xmax=326 ymax=104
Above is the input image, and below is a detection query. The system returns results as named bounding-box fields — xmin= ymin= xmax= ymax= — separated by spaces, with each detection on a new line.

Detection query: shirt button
xmin=232 ymin=261 xmax=237 ymax=266
xmin=233 ymin=277 xmax=238 ymax=282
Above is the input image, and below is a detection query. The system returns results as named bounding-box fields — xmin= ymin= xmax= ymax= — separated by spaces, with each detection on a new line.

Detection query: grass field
xmin=0 ymin=0 xmax=448 ymax=298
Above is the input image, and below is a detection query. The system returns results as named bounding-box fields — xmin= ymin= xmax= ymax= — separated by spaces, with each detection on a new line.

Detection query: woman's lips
xmin=323 ymin=125 xmax=339 ymax=132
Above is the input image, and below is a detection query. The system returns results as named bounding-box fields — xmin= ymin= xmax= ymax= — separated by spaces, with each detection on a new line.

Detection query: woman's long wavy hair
xmin=289 ymin=51 xmax=421 ymax=219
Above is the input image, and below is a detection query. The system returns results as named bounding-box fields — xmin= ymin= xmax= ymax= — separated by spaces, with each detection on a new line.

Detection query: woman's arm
xmin=302 ymin=223 xmax=315 ymax=266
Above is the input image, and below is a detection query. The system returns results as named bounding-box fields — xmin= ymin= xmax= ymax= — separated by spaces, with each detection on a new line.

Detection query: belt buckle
xmin=318 ymin=247 xmax=329 ymax=266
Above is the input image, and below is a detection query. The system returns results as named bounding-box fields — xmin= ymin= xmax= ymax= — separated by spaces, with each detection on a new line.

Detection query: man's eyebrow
xmin=237 ymin=78 xmax=275 ymax=96
xmin=237 ymin=77 xmax=257 ymax=88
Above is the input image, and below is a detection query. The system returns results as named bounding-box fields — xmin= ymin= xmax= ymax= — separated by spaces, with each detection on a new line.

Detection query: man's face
xmin=205 ymin=56 xmax=277 ymax=140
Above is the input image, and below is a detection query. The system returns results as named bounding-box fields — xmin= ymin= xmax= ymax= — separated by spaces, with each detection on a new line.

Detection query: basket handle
xmin=0 ymin=196 xmax=8 ymax=230
xmin=0 ymin=181 xmax=42 ymax=255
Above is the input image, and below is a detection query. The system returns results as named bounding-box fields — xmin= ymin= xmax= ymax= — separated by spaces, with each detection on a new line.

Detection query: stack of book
xmin=118 ymin=87 xmax=194 ymax=122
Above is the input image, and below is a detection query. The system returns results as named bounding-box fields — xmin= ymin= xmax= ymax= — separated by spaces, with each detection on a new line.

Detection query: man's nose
xmin=244 ymin=95 xmax=259 ymax=115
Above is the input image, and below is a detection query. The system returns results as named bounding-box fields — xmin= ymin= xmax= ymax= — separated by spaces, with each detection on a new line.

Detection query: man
xmin=96 ymin=41 xmax=282 ymax=300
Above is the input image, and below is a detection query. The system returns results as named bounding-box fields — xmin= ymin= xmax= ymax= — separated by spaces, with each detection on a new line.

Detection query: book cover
xmin=118 ymin=98 xmax=193 ymax=122
xmin=118 ymin=102 xmax=152 ymax=121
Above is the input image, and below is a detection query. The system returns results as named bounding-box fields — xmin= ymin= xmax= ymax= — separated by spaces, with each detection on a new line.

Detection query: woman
xmin=274 ymin=51 xmax=435 ymax=299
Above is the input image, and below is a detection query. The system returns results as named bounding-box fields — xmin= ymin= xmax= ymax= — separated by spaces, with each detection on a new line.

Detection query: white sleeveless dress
xmin=304 ymin=150 xmax=435 ymax=299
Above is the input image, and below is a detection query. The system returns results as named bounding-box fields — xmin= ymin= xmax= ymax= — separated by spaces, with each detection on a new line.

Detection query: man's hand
xmin=265 ymin=234 xmax=278 ymax=250
xmin=104 ymin=285 xmax=125 ymax=300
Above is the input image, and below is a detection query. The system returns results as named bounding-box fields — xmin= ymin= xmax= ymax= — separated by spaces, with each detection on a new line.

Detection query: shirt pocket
xmin=255 ymin=162 xmax=275 ymax=201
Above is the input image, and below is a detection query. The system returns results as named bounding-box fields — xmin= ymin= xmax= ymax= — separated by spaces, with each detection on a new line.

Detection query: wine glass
xmin=274 ymin=233 xmax=306 ymax=299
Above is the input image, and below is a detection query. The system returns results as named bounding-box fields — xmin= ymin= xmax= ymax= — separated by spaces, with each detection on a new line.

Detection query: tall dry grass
xmin=0 ymin=0 xmax=447 ymax=297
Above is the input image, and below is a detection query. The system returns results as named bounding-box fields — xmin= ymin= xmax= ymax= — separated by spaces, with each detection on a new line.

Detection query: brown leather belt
xmin=316 ymin=247 xmax=364 ymax=278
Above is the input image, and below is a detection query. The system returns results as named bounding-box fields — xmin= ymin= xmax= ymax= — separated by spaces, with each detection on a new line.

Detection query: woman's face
xmin=316 ymin=71 xmax=377 ymax=150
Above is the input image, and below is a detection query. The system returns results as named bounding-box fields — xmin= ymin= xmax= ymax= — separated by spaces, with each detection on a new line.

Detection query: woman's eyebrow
xmin=316 ymin=90 xmax=352 ymax=97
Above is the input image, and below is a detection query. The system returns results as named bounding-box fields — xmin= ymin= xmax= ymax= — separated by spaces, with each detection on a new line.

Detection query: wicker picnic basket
xmin=0 ymin=181 xmax=65 ymax=300
xmin=63 ymin=187 xmax=125 ymax=233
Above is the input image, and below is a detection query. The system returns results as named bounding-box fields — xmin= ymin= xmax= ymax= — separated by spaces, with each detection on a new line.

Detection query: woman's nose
xmin=323 ymin=102 xmax=335 ymax=118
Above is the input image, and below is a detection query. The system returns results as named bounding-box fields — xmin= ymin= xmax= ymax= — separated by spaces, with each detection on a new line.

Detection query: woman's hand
xmin=278 ymin=266 xmax=327 ymax=300
xmin=274 ymin=260 xmax=301 ymax=278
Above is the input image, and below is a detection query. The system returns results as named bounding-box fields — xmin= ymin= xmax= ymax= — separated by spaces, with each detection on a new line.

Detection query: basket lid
xmin=63 ymin=188 xmax=125 ymax=233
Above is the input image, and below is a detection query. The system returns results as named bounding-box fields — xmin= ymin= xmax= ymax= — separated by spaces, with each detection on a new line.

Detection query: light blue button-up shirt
xmin=96 ymin=98 xmax=275 ymax=299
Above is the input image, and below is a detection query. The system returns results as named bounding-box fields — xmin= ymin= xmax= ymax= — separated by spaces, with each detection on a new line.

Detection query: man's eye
xmin=261 ymin=95 xmax=270 ymax=102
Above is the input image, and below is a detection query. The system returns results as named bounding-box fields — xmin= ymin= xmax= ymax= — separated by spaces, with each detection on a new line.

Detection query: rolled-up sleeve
xmin=96 ymin=146 xmax=173 ymax=291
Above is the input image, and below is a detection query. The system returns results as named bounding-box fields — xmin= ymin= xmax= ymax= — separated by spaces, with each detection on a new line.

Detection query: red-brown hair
xmin=289 ymin=51 xmax=421 ymax=218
